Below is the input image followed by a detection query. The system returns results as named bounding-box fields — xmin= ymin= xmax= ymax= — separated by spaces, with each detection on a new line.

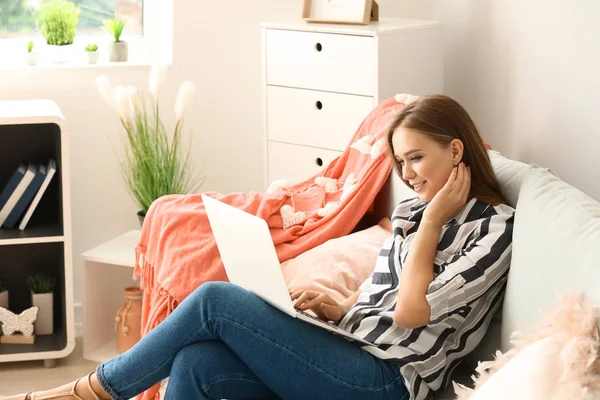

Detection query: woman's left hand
xmin=423 ymin=162 xmax=471 ymax=226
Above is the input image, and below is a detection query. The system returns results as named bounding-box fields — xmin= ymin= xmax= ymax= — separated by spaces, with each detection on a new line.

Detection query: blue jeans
xmin=96 ymin=282 xmax=408 ymax=400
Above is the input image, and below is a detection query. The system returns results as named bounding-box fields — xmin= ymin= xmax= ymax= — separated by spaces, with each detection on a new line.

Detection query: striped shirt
xmin=337 ymin=196 xmax=515 ymax=400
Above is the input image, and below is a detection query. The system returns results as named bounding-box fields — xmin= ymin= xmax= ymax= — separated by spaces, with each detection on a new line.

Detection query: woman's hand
xmin=290 ymin=290 xmax=346 ymax=322
xmin=423 ymin=162 xmax=471 ymax=226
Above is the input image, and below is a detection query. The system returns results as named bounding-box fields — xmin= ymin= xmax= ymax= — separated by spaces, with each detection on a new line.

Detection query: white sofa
xmin=158 ymin=149 xmax=600 ymax=399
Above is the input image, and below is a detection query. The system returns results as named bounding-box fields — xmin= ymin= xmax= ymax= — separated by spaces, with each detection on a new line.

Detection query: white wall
xmin=1 ymin=0 xmax=599 ymax=324
xmin=430 ymin=0 xmax=600 ymax=201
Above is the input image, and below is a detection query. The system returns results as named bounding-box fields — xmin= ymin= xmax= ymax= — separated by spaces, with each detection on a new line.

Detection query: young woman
xmin=6 ymin=95 xmax=514 ymax=400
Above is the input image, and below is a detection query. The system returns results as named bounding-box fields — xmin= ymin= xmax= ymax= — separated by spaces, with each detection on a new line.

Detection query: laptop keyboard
xmin=296 ymin=309 xmax=339 ymax=328
xmin=295 ymin=308 xmax=373 ymax=345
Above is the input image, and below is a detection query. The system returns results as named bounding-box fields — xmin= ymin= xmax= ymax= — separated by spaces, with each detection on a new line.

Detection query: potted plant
xmin=27 ymin=273 xmax=56 ymax=335
xmin=27 ymin=40 xmax=37 ymax=66
xmin=86 ymin=43 xmax=99 ymax=64
xmin=96 ymin=66 xmax=204 ymax=225
xmin=0 ymin=281 xmax=8 ymax=309
xmin=34 ymin=0 xmax=80 ymax=63
xmin=104 ymin=13 xmax=128 ymax=62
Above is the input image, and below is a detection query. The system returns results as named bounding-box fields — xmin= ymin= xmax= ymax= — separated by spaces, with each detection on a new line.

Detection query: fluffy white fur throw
xmin=454 ymin=294 xmax=600 ymax=400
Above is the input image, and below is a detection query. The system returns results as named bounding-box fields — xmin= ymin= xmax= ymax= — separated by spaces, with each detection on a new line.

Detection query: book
xmin=0 ymin=164 xmax=36 ymax=226
xmin=3 ymin=164 xmax=47 ymax=229
xmin=19 ymin=159 xmax=57 ymax=231
xmin=0 ymin=164 xmax=27 ymax=211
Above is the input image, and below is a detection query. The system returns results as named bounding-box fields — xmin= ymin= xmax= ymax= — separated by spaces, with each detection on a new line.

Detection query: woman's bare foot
xmin=5 ymin=372 xmax=112 ymax=400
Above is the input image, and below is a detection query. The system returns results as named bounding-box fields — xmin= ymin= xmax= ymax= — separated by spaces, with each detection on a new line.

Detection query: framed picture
xmin=302 ymin=0 xmax=379 ymax=25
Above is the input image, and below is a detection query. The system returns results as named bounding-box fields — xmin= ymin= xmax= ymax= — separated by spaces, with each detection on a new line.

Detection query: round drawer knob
xmin=316 ymin=101 xmax=323 ymax=110
xmin=315 ymin=43 xmax=323 ymax=52
xmin=315 ymin=157 xmax=324 ymax=167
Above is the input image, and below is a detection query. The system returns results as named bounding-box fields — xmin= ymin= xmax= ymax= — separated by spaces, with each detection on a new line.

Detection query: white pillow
xmin=469 ymin=335 xmax=563 ymax=400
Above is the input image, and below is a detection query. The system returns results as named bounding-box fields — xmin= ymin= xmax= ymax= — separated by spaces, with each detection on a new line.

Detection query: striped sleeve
xmin=425 ymin=209 xmax=514 ymax=322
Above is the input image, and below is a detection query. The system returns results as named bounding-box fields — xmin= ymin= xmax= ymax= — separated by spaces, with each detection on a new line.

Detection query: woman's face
xmin=391 ymin=127 xmax=459 ymax=202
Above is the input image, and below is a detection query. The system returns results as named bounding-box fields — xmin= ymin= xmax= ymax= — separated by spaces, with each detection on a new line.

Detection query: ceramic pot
xmin=137 ymin=211 xmax=145 ymax=228
xmin=0 ymin=291 xmax=8 ymax=309
xmin=87 ymin=51 xmax=99 ymax=64
xmin=47 ymin=44 xmax=73 ymax=63
xmin=108 ymin=41 xmax=128 ymax=62
xmin=115 ymin=286 xmax=143 ymax=354
xmin=27 ymin=52 xmax=37 ymax=66
xmin=31 ymin=292 xmax=54 ymax=335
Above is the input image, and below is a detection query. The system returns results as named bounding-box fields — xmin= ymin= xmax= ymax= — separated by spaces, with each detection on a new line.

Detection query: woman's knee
xmin=189 ymin=281 xmax=251 ymax=313
xmin=194 ymin=281 xmax=241 ymax=300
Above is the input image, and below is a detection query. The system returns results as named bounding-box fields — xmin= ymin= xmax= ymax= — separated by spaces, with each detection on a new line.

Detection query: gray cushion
xmin=500 ymin=163 xmax=600 ymax=351
xmin=488 ymin=149 xmax=531 ymax=208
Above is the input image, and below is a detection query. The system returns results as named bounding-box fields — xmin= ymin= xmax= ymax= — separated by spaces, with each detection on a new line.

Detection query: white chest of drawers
xmin=261 ymin=18 xmax=444 ymax=190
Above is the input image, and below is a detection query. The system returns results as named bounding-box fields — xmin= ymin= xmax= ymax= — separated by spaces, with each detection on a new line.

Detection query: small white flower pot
xmin=27 ymin=52 xmax=38 ymax=66
xmin=0 ymin=291 xmax=8 ymax=309
xmin=87 ymin=51 xmax=100 ymax=64
xmin=108 ymin=41 xmax=128 ymax=62
xmin=47 ymin=44 xmax=74 ymax=63
xmin=31 ymin=292 xmax=53 ymax=335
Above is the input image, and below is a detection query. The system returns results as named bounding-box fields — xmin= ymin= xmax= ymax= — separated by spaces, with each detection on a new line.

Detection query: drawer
xmin=267 ymin=86 xmax=374 ymax=151
xmin=267 ymin=141 xmax=342 ymax=186
xmin=265 ymin=29 xmax=375 ymax=96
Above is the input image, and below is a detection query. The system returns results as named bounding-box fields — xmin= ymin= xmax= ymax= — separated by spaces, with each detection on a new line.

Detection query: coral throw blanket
xmin=134 ymin=97 xmax=491 ymax=400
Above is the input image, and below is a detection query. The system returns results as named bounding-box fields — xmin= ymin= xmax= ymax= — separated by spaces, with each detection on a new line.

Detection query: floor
xmin=0 ymin=338 xmax=100 ymax=397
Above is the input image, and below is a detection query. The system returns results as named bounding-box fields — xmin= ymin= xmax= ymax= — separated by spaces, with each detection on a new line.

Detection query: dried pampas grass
xmin=454 ymin=293 xmax=600 ymax=400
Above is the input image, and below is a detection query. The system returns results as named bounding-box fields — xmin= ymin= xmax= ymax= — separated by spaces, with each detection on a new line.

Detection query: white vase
xmin=0 ymin=291 xmax=8 ymax=309
xmin=47 ymin=44 xmax=73 ymax=63
xmin=87 ymin=51 xmax=100 ymax=64
xmin=27 ymin=52 xmax=37 ymax=66
xmin=108 ymin=41 xmax=128 ymax=62
xmin=31 ymin=292 xmax=53 ymax=335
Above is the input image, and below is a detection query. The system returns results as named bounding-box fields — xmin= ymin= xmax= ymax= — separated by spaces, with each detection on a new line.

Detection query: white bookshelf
xmin=0 ymin=100 xmax=75 ymax=367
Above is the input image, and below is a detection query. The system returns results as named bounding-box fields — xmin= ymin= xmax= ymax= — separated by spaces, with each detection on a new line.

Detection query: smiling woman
xmin=0 ymin=0 xmax=143 ymax=39
xmin=386 ymin=94 xmax=505 ymax=206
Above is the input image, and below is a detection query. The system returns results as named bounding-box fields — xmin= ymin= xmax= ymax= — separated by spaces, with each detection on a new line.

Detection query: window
xmin=0 ymin=0 xmax=144 ymax=39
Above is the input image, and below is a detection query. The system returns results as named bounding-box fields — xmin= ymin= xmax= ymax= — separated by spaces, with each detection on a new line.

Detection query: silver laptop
xmin=202 ymin=194 xmax=371 ymax=345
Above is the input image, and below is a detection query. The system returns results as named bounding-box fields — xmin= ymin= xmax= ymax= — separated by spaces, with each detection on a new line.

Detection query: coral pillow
xmin=282 ymin=218 xmax=392 ymax=303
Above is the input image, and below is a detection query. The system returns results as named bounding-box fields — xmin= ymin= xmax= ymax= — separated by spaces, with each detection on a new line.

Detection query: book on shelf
xmin=19 ymin=159 xmax=57 ymax=231
xmin=0 ymin=164 xmax=36 ymax=226
xmin=3 ymin=164 xmax=48 ymax=229
xmin=0 ymin=164 xmax=27 ymax=211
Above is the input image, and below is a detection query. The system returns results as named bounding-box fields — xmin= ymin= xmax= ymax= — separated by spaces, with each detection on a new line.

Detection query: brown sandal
xmin=5 ymin=372 xmax=102 ymax=400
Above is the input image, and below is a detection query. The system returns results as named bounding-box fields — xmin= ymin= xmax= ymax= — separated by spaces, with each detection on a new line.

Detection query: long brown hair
xmin=386 ymin=95 xmax=506 ymax=205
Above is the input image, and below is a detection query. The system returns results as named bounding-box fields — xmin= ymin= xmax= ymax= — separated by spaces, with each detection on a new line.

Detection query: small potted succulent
xmin=104 ymin=13 xmax=128 ymax=62
xmin=34 ymin=0 xmax=80 ymax=63
xmin=27 ymin=40 xmax=38 ymax=66
xmin=86 ymin=43 xmax=99 ymax=64
xmin=28 ymin=273 xmax=56 ymax=335
xmin=0 ymin=280 xmax=8 ymax=309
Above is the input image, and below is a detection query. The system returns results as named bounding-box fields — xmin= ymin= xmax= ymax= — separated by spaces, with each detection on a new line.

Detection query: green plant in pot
xmin=104 ymin=13 xmax=128 ymax=62
xmin=96 ymin=66 xmax=204 ymax=226
xmin=27 ymin=40 xmax=38 ymax=66
xmin=28 ymin=273 xmax=56 ymax=335
xmin=34 ymin=0 xmax=80 ymax=63
xmin=0 ymin=280 xmax=8 ymax=309
xmin=85 ymin=43 xmax=99 ymax=64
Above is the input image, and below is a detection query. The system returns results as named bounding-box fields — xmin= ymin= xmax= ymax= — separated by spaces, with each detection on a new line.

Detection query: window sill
xmin=0 ymin=57 xmax=164 ymax=72
xmin=0 ymin=32 xmax=171 ymax=72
